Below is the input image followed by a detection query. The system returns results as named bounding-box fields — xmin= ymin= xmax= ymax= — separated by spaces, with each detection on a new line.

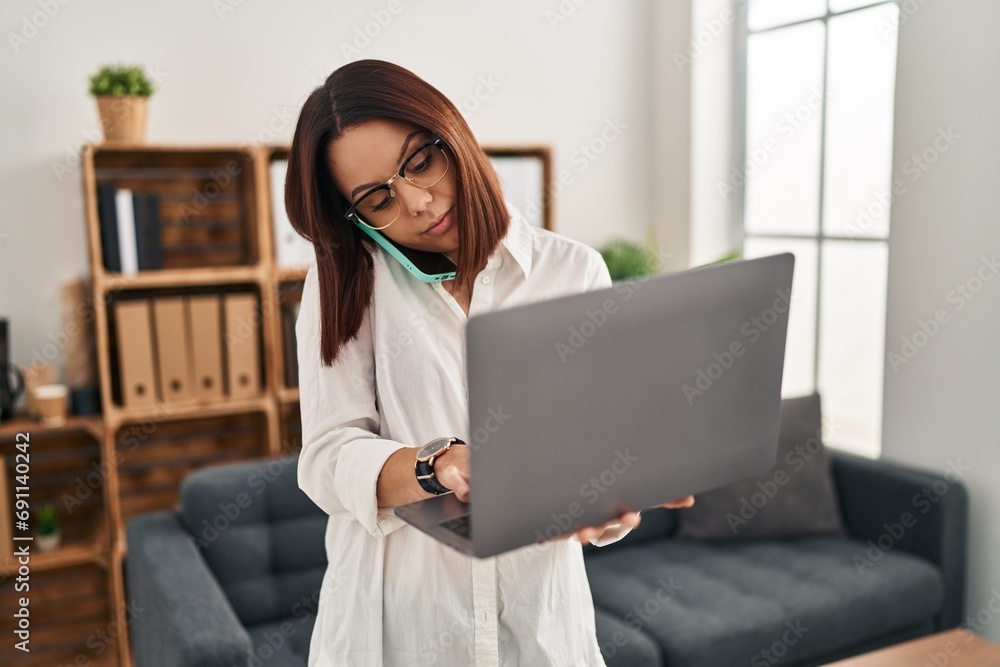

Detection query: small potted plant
xmin=598 ymin=237 xmax=661 ymax=282
xmin=34 ymin=502 xmax=61 ymax=552
xmin=89 ymin=62 xmax=155 ymax=143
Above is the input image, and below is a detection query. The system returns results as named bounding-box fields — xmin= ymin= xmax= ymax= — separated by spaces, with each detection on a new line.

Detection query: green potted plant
xmin=34 ymin=501 xmax=61 ymax=552
xmin=598 ymin=237 xmax=661 ymax=281
xmin=88 ymin=62 xmax=155 ymax=143
xmin=695 ymin=247 xmax=742 ymax=268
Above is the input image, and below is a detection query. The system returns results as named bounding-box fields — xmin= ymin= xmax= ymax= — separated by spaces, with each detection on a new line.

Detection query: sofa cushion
xmin=178 ymin=454 xmax=328 ymax=626
xmin=675 ymin=392 xmax=848 ymax=540
xmin=584 ymin=536 xmax=944 ymax=667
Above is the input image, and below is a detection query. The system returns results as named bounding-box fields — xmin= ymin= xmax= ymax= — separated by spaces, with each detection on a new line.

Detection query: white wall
xmin=650 ymin=0 xmax=692 ymax=273
xmin=689 ymin=0 xmax=738 ymax=268
xmin=882 ymin=0 xmax=1000 ymax=642
xmin=0 ymin=0 xmax=692 ymax=377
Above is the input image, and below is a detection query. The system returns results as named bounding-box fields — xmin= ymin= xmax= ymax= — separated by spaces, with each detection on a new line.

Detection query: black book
xmin=133 ymin=193 xmax=164 ymax=270
xmin=147 ymin=193 xmax=163 ymax=269
xmin=282 ymin=304 xmax=299 ymax=388
xmin=96 ymin=183 xmax=121 ymax=272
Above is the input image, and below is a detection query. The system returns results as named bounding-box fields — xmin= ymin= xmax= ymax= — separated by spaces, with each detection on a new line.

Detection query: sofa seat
xmin=586 ymin=535 xmax=944 ymax=667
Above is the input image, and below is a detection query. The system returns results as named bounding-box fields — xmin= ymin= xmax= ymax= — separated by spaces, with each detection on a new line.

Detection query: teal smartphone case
xmin=354 ymin=220 xmax=457 ymax=283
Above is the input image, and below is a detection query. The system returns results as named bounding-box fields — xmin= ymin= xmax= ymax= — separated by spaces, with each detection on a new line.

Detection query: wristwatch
xmin=415 ymin=437 xmax=466 ymax=495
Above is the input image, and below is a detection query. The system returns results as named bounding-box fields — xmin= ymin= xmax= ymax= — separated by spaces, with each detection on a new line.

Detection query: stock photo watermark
xmin=673 ymin=3 xmax=740 ymax=72
xmin=724 ymin=414 xmax=842 ymax=534
xmin=718 ymin=87 xmax=831 ymax=201
xmin=457 ymin=75 xmax=502 ymax=115
xmin=846 ymin=126 xmax=960 ymax=239
xmin=532 ymin=447 xmax=639 ymax=543
xmin=853 ymin=458 xmax=969 ymax=575
xmin=750 ymin=619 xmax=810 ymax=666
xmin=877 ymin=0 xmax=929 ymax=39
xmin=545 ymin=0 xmax=592 ymax=30
xmin=338 ymin=0 xmax=404 ymax=59
xmin=7 ymin=0 xmax=72 ymax=53
xmin=554 ymin=278 xmax=644 ymax=363
xmin=682 ymin=287 xmax=791 ymax=405
xmin=600 ymin=576 xmax=684 ymax=661
xmin=515 ymin=116 xmax=630 ymax=226
xmin=886 ymin=253 xmax=997 ymax=373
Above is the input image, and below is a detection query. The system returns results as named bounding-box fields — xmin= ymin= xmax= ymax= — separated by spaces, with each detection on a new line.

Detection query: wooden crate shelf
xmin=0 ymin=562 xmax=118 ymax=666
xmin=113 ymin=412 xmax=269 ymax=534
xmin=76 ymin=143 xmax=291 ymax=666
xmin=0 ymin=426 xmax=111 ymax=575
xmin=83 ymin=144 xmax=261 ymax=275
xmin=0 ymin=516 xmax=107 ymax=578
xmin=275 ymin=266 xmax=308 ymax=283
xmin=105 ymin=395 xmax=273 ymax=428
xmin=0 ymin=415 xmax=104 ymax=442
xmin=95 ymin=265 xmax=262 ymax=291
xmin=277 ymin=387 xmax=300 ymax=405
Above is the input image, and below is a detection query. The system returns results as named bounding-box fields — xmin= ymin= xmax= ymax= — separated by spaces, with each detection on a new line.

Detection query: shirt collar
xmin=496 ymin=201 xmax=533 ymax=279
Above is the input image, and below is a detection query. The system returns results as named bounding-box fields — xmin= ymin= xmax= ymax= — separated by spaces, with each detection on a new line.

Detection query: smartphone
xmin=354 ymin=220 xmax=457 ymax=283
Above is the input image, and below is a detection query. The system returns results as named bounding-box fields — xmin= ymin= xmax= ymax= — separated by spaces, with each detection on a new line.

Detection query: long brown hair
xmin=285 ymin=59 xmax=509 ymax=367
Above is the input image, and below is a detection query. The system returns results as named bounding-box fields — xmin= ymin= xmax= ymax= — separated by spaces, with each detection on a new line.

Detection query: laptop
xmin=394 ymin=252 xmax=795 ymax=558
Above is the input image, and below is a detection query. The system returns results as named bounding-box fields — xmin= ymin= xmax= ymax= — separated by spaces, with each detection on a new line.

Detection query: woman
xmin=286 ymin=59 xmax=694 ymax=666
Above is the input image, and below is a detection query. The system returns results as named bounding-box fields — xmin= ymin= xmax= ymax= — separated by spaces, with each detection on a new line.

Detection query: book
xmin=270 ymin=159 xmax=314 ymax=267
xmin=133 ymin=193 xmax=164 ymax=271
xmin=114 ymin=189 xmax=138 ymax=276
xmin=97 ymin=183 xmax=121 ymax=272
xmin=282 ymin=302 xmax=300 ymax=388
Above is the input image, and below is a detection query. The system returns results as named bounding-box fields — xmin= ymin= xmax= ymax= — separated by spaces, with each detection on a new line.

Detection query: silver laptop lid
xmin=465 ymin=252 xmax=794 ymax=557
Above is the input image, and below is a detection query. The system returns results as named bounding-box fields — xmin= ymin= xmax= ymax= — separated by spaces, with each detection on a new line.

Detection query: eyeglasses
xmin=343 ymin=134 xmax=451 ymax=230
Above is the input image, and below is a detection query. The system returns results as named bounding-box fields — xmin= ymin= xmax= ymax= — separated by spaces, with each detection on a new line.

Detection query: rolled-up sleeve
xmin=295 ymin=263 xmax=411 ymax=539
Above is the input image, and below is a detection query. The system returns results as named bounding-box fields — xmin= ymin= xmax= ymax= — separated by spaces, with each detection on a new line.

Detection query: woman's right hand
xmin=433 ymin=444 xmax=471 ymax=503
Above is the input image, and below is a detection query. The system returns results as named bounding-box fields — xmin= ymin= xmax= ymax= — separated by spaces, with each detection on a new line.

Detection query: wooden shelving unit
xmin=74 ymin=142 xmax=308 ymax=667
xmin=0 ymin=140 xmax=553 ymax=666
xmin=0 ymin=416 xmax=113 ymax=666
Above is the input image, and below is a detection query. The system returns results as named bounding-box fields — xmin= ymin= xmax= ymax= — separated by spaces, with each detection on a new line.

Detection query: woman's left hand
xmin=551 ymin=495 xmax=696 ymax=545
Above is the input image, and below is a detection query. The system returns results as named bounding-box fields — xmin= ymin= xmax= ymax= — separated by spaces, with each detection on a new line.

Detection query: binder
xmin=114 ymin=300 xmax=158 ymax=407
xmin=187 ymin=295 xmax=224 ymax=401
xmin=152 ymin=297 xmax=193 ymax=403
xmin=223 ymin=293 xmax=261 ymax=398
xmin=97 ymin=183 xmax=121 ymax=272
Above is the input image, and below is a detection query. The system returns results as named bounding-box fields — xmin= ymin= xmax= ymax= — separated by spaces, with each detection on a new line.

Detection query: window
xmin=736 ymin=0 xmax=900 ymax=457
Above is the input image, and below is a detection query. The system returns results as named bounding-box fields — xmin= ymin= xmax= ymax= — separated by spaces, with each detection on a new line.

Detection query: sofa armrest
xmin=829 ymin=449 xmax=969 ymax=629
xmin=126 ymin=511 xmax=252 ymax=667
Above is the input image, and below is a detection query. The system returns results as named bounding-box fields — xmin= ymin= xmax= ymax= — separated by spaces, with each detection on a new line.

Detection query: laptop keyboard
xmin=439 ymin=514 xmax=472 ymax=538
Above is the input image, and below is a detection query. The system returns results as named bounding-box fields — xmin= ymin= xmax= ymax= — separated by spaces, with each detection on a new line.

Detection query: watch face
xmin=417 ymin=437 xmax=452 ymax=460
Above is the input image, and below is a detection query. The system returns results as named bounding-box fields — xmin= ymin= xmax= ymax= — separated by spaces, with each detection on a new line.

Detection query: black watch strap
xmin=415 ymin=437 xmax=466 ymax=495
xmin=415 ymin=459 xmax=451 ymax=494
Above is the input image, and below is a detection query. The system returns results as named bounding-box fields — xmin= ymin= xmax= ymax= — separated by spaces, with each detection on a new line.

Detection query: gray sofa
xmin=581 ymin=448 xmax=968 ymax=666
xmin=126 ymin=433 xmax=967 ymax=666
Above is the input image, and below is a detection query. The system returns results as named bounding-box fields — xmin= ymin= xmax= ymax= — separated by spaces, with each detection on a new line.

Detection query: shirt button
xmin=481 ymin=276 xmax=491 ymax=285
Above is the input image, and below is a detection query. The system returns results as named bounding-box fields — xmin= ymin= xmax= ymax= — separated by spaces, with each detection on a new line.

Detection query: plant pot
xmin=35 ymin=528 xmax=61 ymax=552
xmin=95 ymin=95 xmax=148 ymax=143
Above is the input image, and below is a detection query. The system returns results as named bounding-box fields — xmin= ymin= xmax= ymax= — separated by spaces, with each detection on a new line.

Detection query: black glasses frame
xmin=343 ymin=134 xmax=448 ymax=227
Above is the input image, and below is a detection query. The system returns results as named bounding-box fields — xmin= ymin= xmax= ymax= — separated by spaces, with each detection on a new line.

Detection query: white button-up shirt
xmin=297 ymin=205 xmax=632 ymax=667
